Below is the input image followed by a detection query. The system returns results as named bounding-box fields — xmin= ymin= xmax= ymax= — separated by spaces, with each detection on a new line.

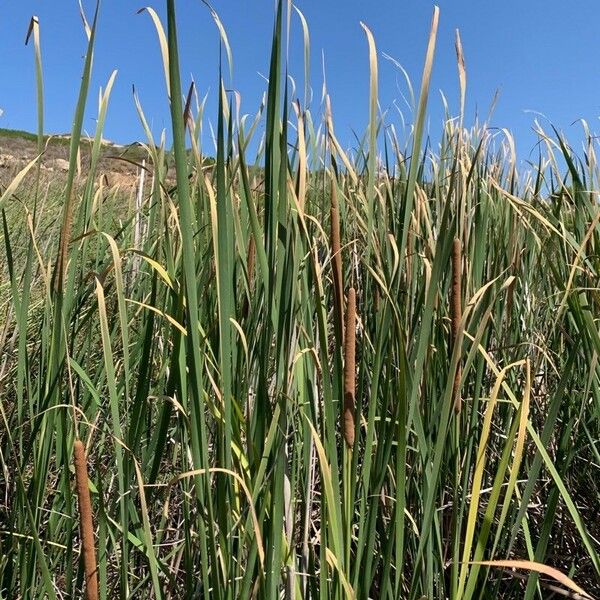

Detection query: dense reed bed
xmin=1 ymin=1 xmax=599 ymax=598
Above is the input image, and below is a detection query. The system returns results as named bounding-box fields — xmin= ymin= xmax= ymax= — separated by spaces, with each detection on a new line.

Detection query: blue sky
xmin=1 ymin=1 xmax=600 ymax=160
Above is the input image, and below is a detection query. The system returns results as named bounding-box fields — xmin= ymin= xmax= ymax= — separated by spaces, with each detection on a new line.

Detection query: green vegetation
xmin=1 ymin=1 xmax=599 ymax=598
xmin=0 ymin=127 xmax=44 ymax=143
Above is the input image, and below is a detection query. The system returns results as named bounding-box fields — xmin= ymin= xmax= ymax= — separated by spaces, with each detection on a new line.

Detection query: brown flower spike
xmin=73 ymin=440 xmax=99 ymax=600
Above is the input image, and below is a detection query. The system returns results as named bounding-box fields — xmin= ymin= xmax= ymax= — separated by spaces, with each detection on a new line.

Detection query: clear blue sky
xmin=2 ymin=0 xmax=600 ymax=160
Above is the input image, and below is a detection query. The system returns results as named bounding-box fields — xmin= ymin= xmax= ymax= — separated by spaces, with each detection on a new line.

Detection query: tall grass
xmin=1 ymin=1 xmax=599 ymax=598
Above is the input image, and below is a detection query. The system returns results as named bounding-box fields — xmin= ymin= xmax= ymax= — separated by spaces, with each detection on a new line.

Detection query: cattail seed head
xmin=343 ymin=287 xmax=357 ymax=448
xmin=73 ymin=440 xmax=98 ymax=600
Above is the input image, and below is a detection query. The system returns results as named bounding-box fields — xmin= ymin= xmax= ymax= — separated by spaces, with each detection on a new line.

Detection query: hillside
xmin=0 ymin=127 xmax=148 ymax=188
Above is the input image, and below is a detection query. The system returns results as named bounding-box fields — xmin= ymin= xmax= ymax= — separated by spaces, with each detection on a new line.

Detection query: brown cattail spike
xmin=330 ymin=178 xmax=344 ymax=343
xmin=343 ymin=288 xmax=357 ymax=448
xmin=451 ymin=237 xmax=463 ymax=413
xmin=73 ymin=440 xmax=99 ymax=600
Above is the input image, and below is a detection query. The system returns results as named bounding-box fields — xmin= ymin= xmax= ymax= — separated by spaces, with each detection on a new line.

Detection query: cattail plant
xmin=73 ymin=440 xmax=98 ymax=600
xmin=130 ymin=158 xmax=146 ymax=288
xmin=247 ymin=234 xmax=256 ymax=290
xmin=330 ymin=176 xmax=345 ymax=343
xmin=450 ymin=237 xmax=463 ymax=413
xmin=343 ymin=287 xmax=357 ymax=448
xmin=242 ymin=234 xmax=255 ymax=319
xmin=3 ymin=2 xmax=599 ymax=598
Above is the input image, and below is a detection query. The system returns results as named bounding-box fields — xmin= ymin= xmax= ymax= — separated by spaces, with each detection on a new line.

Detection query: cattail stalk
xmin=343 ymin=288 xmax=357 ymax=448
xmin=330 ymin=178 xmax=344 ymax=342
xmin=451 ymin=237 xmax=463 ymax=413
xmin=242 ymin=235 xmax=255 ymax=320
xmin=73 ymin=440 xmax=98 ymax=600
xmin=247 ymin=234 xmax=256 ymax=291
xmin=53 ymin=187 xmax=76 ymax=294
